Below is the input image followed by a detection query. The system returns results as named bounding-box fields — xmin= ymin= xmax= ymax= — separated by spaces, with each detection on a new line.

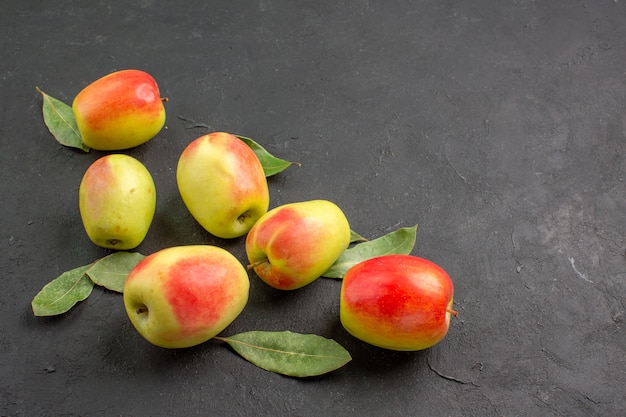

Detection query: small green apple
xmin=72 ymin=69 xmax=167 ymax=150
xmin=79 ymin=154 xmax=156 ymax=250
xmin=176 ymin=132 xmax=270 ymax=239
xmin=123 ymin=245 xmax=250 ymax=349
xmin=246 ymin=200 xmax=351 ymax=290
xmin=340 ymin=254 xmax=457 ymax=351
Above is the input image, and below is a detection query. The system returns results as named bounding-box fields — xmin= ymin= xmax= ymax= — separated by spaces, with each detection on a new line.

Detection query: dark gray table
xmin=2 ymin=1 xmax=624 ymax=416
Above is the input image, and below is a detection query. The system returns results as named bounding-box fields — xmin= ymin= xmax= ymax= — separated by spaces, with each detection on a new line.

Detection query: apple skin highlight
xmin=340 ymin=254 xmax=456 ymax=351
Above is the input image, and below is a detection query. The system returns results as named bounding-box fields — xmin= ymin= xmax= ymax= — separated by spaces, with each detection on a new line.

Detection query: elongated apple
xmin=123 ymin=245 xmax=250 ymax=349
xmin=340 ymin=254 xmax=457 ymax=351
xmin=176 ymin=132 xmax=270 ymax=239
xmin=72 ymin=69 xmax=167 ymax=150
xmin=246 ymin=200 xmax=351 ymax=290
xmin=79 ymin=154 xmax=156 ymax=250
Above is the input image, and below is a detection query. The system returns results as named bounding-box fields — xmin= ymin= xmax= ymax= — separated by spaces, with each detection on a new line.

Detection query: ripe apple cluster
xmin=72 ymin=69 xmax=456 ymax=352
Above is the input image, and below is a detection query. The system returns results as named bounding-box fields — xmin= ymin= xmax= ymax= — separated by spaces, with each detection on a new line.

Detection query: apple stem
xmin=161 ymin=97 xmax=169 ymax=102
xmin=447 ymin=308 xmax=458 ymax=317
xmin=247 ymin=258 xmax=269 ymax=270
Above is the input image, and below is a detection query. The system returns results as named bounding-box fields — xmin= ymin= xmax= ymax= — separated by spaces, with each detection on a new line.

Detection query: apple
xmin=72 ymin=69 xmax=167 ymax=150
xmin=123 ymin=245 xmax=250 ymax=349
xmin=176 ymin=132 xmax=270 ymax=239
xmin=246 ymin=200 xmax=351 ymax=290
xmin=79 ymin=154 xmax=156 ymax=250
xmin=340 ymin=254 xmax=457 ymax=351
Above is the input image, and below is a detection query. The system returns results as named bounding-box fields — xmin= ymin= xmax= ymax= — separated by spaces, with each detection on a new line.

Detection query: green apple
xmin=123 ymin=245 xmax=250 ymax=349
xmin=176 ymin=132 xmax=270 ymax=239
xmin=72 ymin=69 xmax=167 ymax=150
xmin=340 ymin=254 xmax=457 ymax=351
xmin=245 ymin=200 xmax=350 ymax=290
xmin=79 ymin=154 xmax=156 ymax=250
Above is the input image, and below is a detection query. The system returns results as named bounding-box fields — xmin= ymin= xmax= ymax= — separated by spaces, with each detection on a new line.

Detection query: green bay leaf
xmin=235 ymin=135 xmax=299 ymax=177
xmin=86 ymin=251 xmax=146 ymax=293
xmin=323 ymin=224 xmax=418 ymax=279
xmin=31 ymin=264 xmax=94 ymax=316
xmin=36 ymin=87 xmax=89 ymax=152
xmin=216 ymin=331 xmax=352 ymax=377
xmin=350 ymin=229 xmax=367 ymax=243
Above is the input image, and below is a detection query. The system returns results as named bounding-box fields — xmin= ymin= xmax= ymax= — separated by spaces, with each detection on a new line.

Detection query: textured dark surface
xmin=2 ymin=1 xmax=625 ymax=416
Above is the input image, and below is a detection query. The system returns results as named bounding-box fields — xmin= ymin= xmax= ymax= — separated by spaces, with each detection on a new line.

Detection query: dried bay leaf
xmin=323 ymin=224 xmax=418 ymax=279
xmin=87 ymin=252 xmax=146 ymax=293
xmin=36 ymin=87 xmax=89 ymax=152
xmin=31 ymin=264 xmax=94 ymax=316
xmin=216 ymin=331 xmax=352 ymax=377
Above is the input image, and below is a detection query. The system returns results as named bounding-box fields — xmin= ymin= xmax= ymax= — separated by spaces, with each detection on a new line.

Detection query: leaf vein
xmin=44 ymin=95 xmax=81 ymax=137
xmin=46 ymin=274 xmax=88 ymax=307
xmin=217 ymin=337 xmax=346 ymax=359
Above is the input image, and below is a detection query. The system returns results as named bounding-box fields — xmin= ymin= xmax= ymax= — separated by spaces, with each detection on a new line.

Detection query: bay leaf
xmin=323 ymin=224 xmax=418 ymax=279
xmin=36 ymin=87 xmax=89 ymax=152
xmin=350 ymin=229 xmax=367 ymax=243
xmin=235 ymin=135 xmax=299 ymax=177
xmin=31 ymin=264 xmax=94 ymax=316
xmin=86 ymin=251 xmax=146 ymax=293
xmin=216 ymin=331 xmax=352 ymax=377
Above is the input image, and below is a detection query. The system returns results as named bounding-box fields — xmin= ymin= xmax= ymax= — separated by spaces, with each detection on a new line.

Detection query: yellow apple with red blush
xmin=246 ymin=200 xmax=351 ymax=290
xmin=72 ymin=69 xmax=167 ymax=150
xmin=123 ymin=245 xmax=250 ymax=349
xmin=79 ymin=154 xmax=156 ymax=250
xmin=176 ymin=132 xmax=270 ymax=239
xmin=340 ymin=254 xmax=457 ymax=351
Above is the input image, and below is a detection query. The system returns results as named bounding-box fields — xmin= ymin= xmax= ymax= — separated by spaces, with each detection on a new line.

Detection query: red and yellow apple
xmin=176 ymin=132 xmax=270 ymax=239
xmin=340 ymin=254 xmax=457 ymax=351
xmin=246 ymin=200 xmax=351 ymax=290
xmin=123 ymin=245 xmax=250 ymax=349
xmin=79 ymin=154 xmax=156 ymax=250
xmin=72 ymin=69 xmax=167 ymax=150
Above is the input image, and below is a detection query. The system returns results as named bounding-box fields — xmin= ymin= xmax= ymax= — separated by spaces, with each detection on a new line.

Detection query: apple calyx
xmin=247 ymin=258 xmax=269 ymax=270
xmin=237 ymin=211 xmax=253 ymax=224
